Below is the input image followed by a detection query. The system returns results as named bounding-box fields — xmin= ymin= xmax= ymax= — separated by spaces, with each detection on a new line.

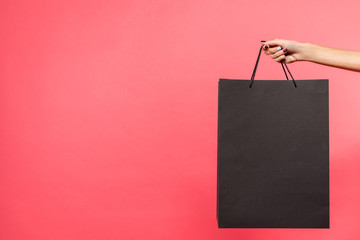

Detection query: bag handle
xmin=249 ymin=45 xmax=297 ymax=88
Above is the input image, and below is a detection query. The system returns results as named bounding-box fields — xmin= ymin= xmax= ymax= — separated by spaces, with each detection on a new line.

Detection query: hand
xmin=261 ymin=39 xmax=308 ymax=64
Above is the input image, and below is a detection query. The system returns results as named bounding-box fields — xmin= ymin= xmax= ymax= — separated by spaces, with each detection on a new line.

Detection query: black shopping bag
xmin=217 ymin=45 xmax=329 ymax=228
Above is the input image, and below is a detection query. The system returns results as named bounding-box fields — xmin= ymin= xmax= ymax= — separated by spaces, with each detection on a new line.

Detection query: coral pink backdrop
xmin=1 ymin=0 xmax=360 ymax=239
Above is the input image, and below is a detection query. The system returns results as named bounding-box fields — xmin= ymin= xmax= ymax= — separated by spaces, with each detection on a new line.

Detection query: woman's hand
xmin=261 ymin=39 xmax=360 ymax=72
xmin=261 ymin=39 xmax=309 ymax=64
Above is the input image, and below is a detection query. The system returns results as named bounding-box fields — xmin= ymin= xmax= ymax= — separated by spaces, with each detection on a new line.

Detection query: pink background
xmin=1 ymin=0 xmax=360 ymax=239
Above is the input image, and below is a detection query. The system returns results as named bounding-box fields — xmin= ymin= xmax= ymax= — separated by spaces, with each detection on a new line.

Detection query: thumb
xmin=262 ymin=39 xmax=284 ymax=48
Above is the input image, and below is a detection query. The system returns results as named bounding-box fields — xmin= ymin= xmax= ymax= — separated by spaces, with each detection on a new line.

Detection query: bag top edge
xmin=219 ymin=78 xmax=329 ymax=81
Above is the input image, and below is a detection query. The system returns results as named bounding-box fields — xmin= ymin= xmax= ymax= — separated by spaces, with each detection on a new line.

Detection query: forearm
xmin=302 ymin=43 xmax=360 ymax=72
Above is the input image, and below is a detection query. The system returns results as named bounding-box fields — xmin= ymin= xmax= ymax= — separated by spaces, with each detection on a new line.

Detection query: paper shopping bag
xmin=217 ymin=45 xmax=329 ymax=228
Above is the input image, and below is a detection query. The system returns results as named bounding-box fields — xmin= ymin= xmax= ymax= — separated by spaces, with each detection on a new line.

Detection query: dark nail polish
xmin=283 ymin=48 xmax=288 ymax=53
xmin=265 ymin=45 xmax=269 ymax=49
xmin=261 ymin=40 xmax=266 ymax=42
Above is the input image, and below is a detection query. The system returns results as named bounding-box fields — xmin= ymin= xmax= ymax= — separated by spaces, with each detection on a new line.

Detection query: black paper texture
xmin=217 ymin=79 xmax=329 ymax=228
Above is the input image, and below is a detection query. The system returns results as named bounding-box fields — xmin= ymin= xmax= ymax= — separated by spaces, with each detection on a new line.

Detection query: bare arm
xmin=261 ymin=39 xmax=360 ymax=72
xmin=303 ymin=43 xmax=360 ymax=72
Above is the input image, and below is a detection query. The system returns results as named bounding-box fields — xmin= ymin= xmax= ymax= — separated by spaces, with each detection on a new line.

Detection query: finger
xmin=264 ymin=45 xmax=284 ymax=55
xmin=271 ymin=48 xmax=286 ymax=59
xmin=262 ymin=39 xmax=285 ymax=55
xmin=263 ymin=46 xmax=277 ymax=55
xmin=274 ymin=54 xmax=286 ymax=62
xmin=267 ymin=46 xmax=283 ymax=55
xmin=262 ymin=44 xmax=270 ymax=53
xmin=284 ymin=55 xmax=297 ymax=64
xmin=261 ymin=41 xmax=273 ymax=53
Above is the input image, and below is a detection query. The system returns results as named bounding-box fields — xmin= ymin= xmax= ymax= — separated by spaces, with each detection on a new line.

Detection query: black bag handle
xmin=249 ymin=45 xmax=297 ymax=88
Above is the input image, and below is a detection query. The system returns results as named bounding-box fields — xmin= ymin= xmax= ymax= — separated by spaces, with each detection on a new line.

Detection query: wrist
xmin=299 ymin=42 xmax=316 ymax=62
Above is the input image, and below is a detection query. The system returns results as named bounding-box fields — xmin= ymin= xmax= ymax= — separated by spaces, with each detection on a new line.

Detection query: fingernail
xmin=264 ymin=45 xmax=269 ymax=49
xmin=261 ymin=40 xmax=266 ymax=43
xmin=283 ymin=48 xmax=288 ymax=53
